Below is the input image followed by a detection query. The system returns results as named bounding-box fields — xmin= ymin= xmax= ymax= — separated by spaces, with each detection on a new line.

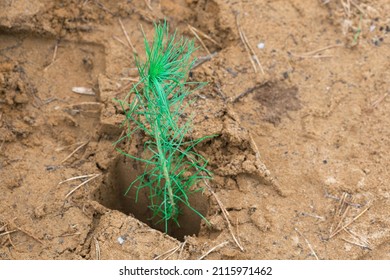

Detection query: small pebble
xmin=325 ymin=176 xmax=337 ymax=185
xmin=117 ymin=236 xmax=125 ymax=245
xmin=257 ymin=42 xmax=265 ymax=49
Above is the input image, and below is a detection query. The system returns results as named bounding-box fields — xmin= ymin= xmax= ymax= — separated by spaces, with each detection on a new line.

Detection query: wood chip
xmin=72 ymin=87 xmax=96 ymax=96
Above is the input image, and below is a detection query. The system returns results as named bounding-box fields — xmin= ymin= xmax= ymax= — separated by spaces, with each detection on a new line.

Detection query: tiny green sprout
xmin=116 ymin=22 xmax=214 ymax=233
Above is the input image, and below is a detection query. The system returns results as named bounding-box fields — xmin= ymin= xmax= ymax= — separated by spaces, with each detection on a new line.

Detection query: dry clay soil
xmin=0 ymin=0 xmax=389 ymax=260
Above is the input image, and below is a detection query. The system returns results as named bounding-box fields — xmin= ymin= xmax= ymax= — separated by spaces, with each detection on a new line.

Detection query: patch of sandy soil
xmin=0 ymin=0 xmax=389 ymax=260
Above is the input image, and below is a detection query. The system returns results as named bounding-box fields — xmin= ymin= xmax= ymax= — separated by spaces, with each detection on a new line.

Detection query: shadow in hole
xmin=94 ymin=155 xmax=209 ymax=241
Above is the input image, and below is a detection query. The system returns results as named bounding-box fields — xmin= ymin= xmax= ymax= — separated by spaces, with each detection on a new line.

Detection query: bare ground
xmin=0 ymin=0 xmax=389 ymax=260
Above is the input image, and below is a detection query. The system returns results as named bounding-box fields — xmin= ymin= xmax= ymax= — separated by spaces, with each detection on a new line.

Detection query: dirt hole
xmin=94 ymin=155 xmax=209 ymax=241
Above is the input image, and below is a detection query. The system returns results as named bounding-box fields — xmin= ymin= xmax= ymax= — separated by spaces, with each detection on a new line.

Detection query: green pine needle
xmin=116 ymin=22 xmax=214 ymax=233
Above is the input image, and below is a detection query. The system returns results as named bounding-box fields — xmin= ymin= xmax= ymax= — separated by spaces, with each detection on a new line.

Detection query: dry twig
xmin=198 ymin=241 xmax=229 ymax=260
xmin=118 ymin=19 xmax=137 ymax=54
xmin=371 ymin=92 xmax=388 ymax=108
xmin=235 ymin=13 xmax=264 ymax=74
xmin=15 ymin=225 xmax=43 ymax=244
xmin=325 ymin=190 xmax=363 ymax=208
xmin=177 ymin=239 xmax=187 ymax=260
xmin=341 ymin=0 xmax=352 ymax=18
xmin=232 ymin=84 xmax=261 ymax=103
xmin=58 ymin=174 xmax=99 ymax=185
xmin=113 ymin=35 xmax=130 ymax=49
xmin=154 ymin=245 xmax=180 ymax=260
xmin=203 ymin=179 xmax=244 ymax=252
xmin=191 ymin=52 xmax=217 ymax=70
xmin=120 ymin=77 xmax=140 ymax=82
xmin=329 ymin=204 xmax=370 ymax=238
xmin=0 ymin=230 xmax=17 ymax=237
xmin=294 ymin=227 xmax=319 ymax=260
xmin=0 ymin=139 xmax=5 ymax=153
xmin=300 ymin=212 xmax=326 ymax=221
xmin=55 ymin=141 xmax=84 ymax=152
xmin=188 ymin=25 xmax=211 ymax=56
xmin=65 ymin=174 xmax=100 ymax=199
xmin=60 ymin=141 xmax=89 ymax=164
xmin=162 ymin=246 xmax=180 ymax=260
xmin=1 ymin=228 xmax=16 ymax=248
xmin=144 ymin=0 xmax=153 ymax=10
xmin=342 ymin=228 xmax=371 ymax=249
xmin=94 ymin=237 xmax=101 ymax=260
xmin=330 ymin=192 xmax=352 ymax=235
xmin=59 ymin=232 xmax=81 ymax=237
xmin=93 ymin=0 xmax=113 ymax=15
xmin=179 ymin=145 xmax=244 ymax=252
xmin=350 ymin=0 xmax=367 ymax=16
xmin=44 ymin=41 xmax=59 ymax=71
xmin=213 ymin=85 xmax=227 ymax=102
xmin=290 ymin=44 xmax=342 ymax=58
xmin=0 ymin=221 xmax=18 ymax=248
xmin=71 ymin=87 xmax=95 ymax=96
xmin=188 ymin=24 xmax=221 ymax=47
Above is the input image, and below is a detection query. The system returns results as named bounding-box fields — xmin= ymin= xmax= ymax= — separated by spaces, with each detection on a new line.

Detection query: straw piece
xmin=198 ymin=241 xmax=229 ymax=260
xmin=65 ymin=174 xmax=100 ymax=199
xmin=118 ymin=19 xmax=137 ymax=54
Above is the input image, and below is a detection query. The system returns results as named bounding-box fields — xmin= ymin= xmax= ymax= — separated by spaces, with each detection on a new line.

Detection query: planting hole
xmin=94 ymin=155 xmax=209 ymax=241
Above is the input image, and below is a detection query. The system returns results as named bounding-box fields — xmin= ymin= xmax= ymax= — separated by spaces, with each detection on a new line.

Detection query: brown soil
xmin=1 ymin=0 xmax=389 ymax=260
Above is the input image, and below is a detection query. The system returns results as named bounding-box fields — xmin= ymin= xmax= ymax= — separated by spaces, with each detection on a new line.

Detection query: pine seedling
xmin=116 ymin=22 xmax=214 ymax=232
